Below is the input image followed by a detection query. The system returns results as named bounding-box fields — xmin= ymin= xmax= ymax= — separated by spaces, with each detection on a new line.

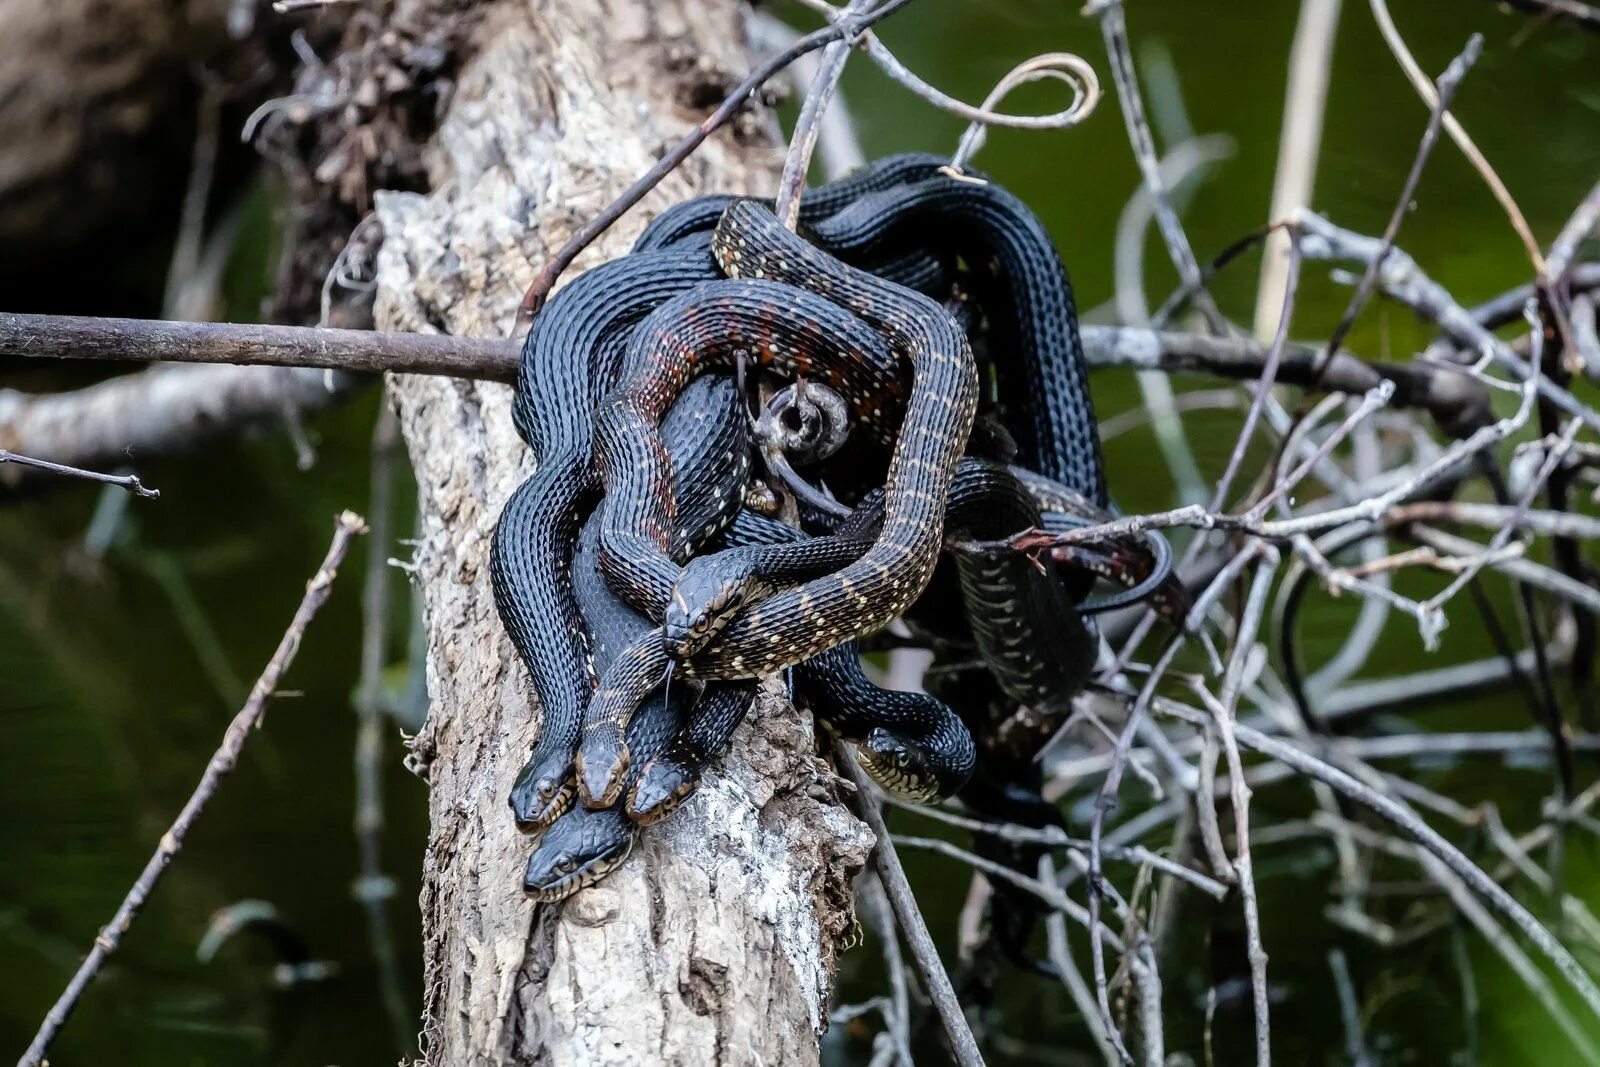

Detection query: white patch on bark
xmin=369 ymin=3 xmax=872 ymax=1063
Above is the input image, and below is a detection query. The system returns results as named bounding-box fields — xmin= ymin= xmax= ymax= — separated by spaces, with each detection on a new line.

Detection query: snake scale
xmin=527 ymin=376 xmax=973 ymax=897
xmin=576 ymin=201 xmax=977 ymax=805
xmin=504 ymin=156 xmax=984 ymax=827
xmin=497 ymin=242 xmax=724 ymax=831
xmin=500 ymin=155 xmax=1169 ymax=916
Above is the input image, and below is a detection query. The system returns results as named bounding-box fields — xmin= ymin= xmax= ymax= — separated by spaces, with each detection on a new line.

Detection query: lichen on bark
xmin=366 ymin=2 xmax=872 ymax=1062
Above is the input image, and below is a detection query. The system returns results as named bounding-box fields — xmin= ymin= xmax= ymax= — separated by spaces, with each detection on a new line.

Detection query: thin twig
xmin=747 ymin=14 xmax=866 ymax=180
xmin=1079 ymin=324 xmax=1488 ymax=429
xmin=1040 ymin=857 xmax=1122 ymax=1067
xmin=791 ymin=0 xmax=1100 ymax=136
xmin=1318 ymin=34 xmax=1481 ymax=371
xmin=1113 ymin=135 xmax=1235 ymax=504
xmin=1327 ymin=947 xmax=1372 ymax=1067
xmin=1084 ymin=546 xmax=1264 ymax=1063
xmin=1368 ymin=0 xmax=1545 ymax=271
xmin=18 ymin=512 xmax=367 ymax=1067
xmin=1547 ymin=177 xmax=1600 ymax=283
xmin=1086 ymin=0 xmax=1225 ymax=334
xmin=1419 ymin=417 xmax=1581 ymax=621
xmin=881 ymin=798 xmax=1228 ymax=900
xmin=1145 ymin=693 xmax=1600 ymax=1022
xmin=355 ymin=408 xmax=411 ymax=1054
xmin=774 ymin=0 xmax=878 ymax=229
xmin=1201 ymin=551 xmax=1279 ymax=1067
xmin=839 ymin=751 xmax=984 ymax=1067
xmin=0 ymin=449 xmax=159 ymax=498
xmin=1386 ymin=499 xmax=1600 ymax=540
xmin=1215 ymin=232 xmax=1301 ymax=511
xmin=857 ymin=871 xmax=914 ymax=1067
xmin=1483 ymin=0 xmax=1600 ymax=36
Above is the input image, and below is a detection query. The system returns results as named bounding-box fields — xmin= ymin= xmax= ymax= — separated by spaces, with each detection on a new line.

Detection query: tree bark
xmin=369 ymin=2 xmax=872 ymax=1063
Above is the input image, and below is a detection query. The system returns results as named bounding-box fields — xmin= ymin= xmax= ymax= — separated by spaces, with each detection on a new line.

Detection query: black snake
xmin=504 ymin=158 xmax=1165 ymax=912
xmin=576 ymin=202 xmax=978 ymax=805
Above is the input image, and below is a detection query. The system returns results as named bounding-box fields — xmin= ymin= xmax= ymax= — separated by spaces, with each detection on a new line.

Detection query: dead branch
xmin=0 ymin=448 xmax=158 ymax=497
xmin=1480 ymin=0 xmax=1600 ymax=34
xmin=840 ymin=751 xmax=984 ymax=1067
xmin=0 ymin=312 xmax=515 ymax=380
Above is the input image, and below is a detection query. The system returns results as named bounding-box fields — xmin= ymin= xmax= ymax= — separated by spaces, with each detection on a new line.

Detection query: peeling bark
xmin=368 ymin=2 xmax=871 ymax=1062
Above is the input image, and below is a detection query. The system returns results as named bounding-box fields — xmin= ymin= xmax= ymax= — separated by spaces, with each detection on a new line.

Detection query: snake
xmin=809 ymin=174 xmax=1104 ymax=507
xmin=498 ymin=241 xmax=726 ymax=832
xmin=504 ymin=167 xmax=1006 ymax=827
xmin=527 ymin=378 xmax=974 ymax=897
xmin=631 ymin=152 xmax=952 ymax=253
xmin=662 ymin=168 xmax=1119 ymax=646
xmin=576 ymin=202 xmax=977 ymax=805
xmin=505 ymin=158 xmax=1120 ymax=851
xmin=509 ymin=367 xmax=750 ymax=831
xmin=639 ymin=155 xmax=1105 ymax=508
xmin=630 ymin=453 xmax=1124 ymax=823
xmin=628 ymin=503 xmax=980 ymax=824
xmin=522 ymin=374 xmax=753 ymax=896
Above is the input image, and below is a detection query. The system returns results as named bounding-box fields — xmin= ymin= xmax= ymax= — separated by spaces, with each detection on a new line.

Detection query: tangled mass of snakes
xmin=493 ymin=153 xmax=1181 ymax=907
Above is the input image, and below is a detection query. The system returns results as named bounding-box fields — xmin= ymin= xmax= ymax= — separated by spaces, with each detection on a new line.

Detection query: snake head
xmin=509 ymin=756 xmax=577 ymax=833
xmin=664 ymin=556 xmax=758 ymax=660
xmin=574 ymin=735 xmax=630 ymax=810
xmin=855 ymin=726 xmax=974 ymax=805
xmin=626 ymin=756 xmax=702 ymax=827
xmin=523 ymin=807 xmax=637 ymax=903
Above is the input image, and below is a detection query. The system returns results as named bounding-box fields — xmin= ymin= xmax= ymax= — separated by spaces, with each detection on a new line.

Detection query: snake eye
xmin=537 ymin=779 xmax=558 ymax=800
xmin=895 ymin=751 xmax=911 ymax=769
xmin=554 ymin=854 xmax=576 ymax=874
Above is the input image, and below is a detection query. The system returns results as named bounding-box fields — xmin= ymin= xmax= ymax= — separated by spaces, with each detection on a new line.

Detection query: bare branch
xmin=18 ymin=512 xmax=367 ymax=1067
xmin=0 ymin=311 xmax=518 ymax=380
xmin=1481 ymin=0 xmax=1600 ymax=35
xmin=839 ymin=752 xmax=984 ymax=1067
xmin=1147 ymin=693 xmax=1600 ymax=1023
xmin=0 ymin=448 xmax=158 ymax=498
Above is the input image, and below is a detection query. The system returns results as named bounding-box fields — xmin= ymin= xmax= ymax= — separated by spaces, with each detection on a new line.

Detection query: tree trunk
xmin=369 ymin=2 xmax=872 ymax=1062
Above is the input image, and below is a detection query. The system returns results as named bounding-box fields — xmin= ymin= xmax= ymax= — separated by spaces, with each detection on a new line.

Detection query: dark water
xmin=3 ymin=2 xmax=1598 ymax=1064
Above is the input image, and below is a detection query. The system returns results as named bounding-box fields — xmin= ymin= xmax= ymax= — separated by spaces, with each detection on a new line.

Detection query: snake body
xmin=640 ymin=156 xmax=1105 ymax=507
xmin=629 ymin=504 xmax=979 ymax=823
xmin=812 ymin=175 xmax=1105 ymax=505
xmin=499 ymin=243 xmax=723 ymax=831
xmin=688 ymin=201 xmax=978 ymax=672
xmin=630 ymin=457 xmax=1119 ymax=823
xmin=524 ymin=375 xmax=755 ymax=897
xmin=942 ymin=462 xmax=1098 ymax=715
xmin=529 ymin=382 xmax=973 ymax=896
xmin=577 ymin=203 xmax=977 ymax=804
xmin=631 ymin=153 xmax=950 ymax=252
xmin=506 ymin=159 xmax=1139 ymax=913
